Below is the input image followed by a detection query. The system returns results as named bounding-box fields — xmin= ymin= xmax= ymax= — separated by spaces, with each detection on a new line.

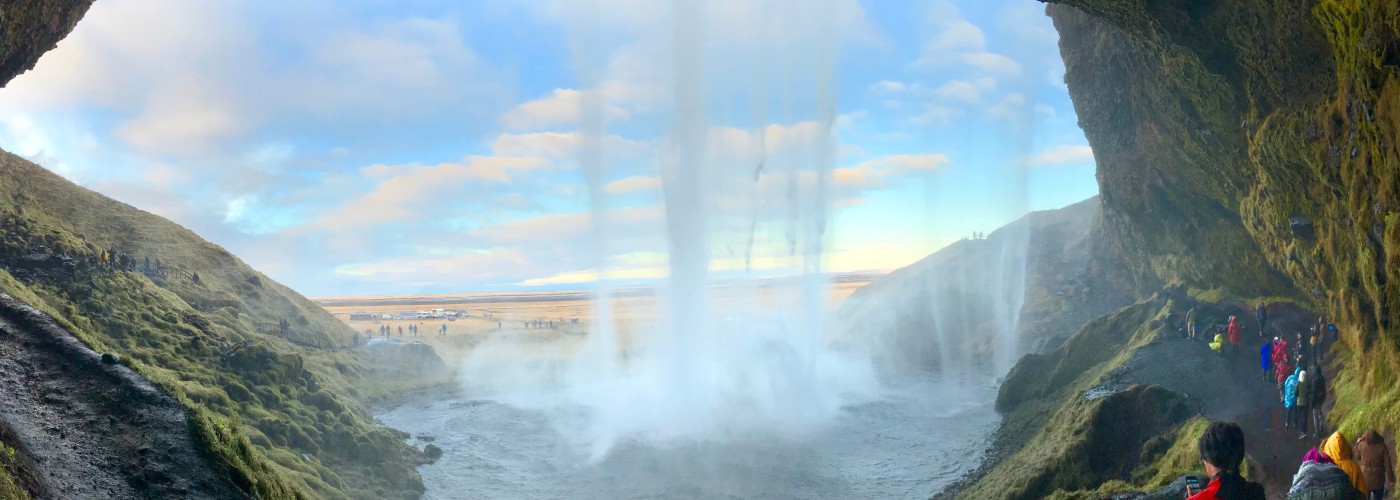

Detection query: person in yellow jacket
xmin=1321 ymin=431 xmax=1368 ymax=493
xmin=1209 ymin=333 xmax=1225 ymax=353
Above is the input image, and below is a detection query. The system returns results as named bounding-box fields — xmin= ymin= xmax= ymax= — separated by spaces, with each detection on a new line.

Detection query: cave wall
xmin=0 ymin=0 xmax=94 ymax=87
xmin=1047 ymin=0 xmax=1400 ymax=438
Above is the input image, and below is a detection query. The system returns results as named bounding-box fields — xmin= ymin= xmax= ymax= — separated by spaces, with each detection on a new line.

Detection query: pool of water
xmin=377 ymin=375 xmax=999 ymax=500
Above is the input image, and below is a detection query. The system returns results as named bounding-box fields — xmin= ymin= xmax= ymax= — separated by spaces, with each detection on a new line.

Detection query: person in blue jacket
xmin=1283 ymin=366 xmax=1301 ymax=428
xmin=1260 ymin=341 xmax=1274 ymax=382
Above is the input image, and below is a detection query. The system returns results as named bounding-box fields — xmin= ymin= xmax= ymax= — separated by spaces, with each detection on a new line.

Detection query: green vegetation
xmin=0 ymin=153 xmax=444 ymax=498
xmin=965 ymin=300 xmax=1198 ymax=498
xmin=965 ymin=384 xmax=1193 ymax=499
xmin=0 ymin=441 xmax=27 ymax=500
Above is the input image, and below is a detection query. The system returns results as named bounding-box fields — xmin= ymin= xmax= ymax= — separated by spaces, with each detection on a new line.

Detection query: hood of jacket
xmin=1321 ymin=432 xmax=1369 ymax=493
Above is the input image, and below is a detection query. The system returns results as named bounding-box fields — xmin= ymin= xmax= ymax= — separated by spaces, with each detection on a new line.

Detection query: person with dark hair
xmin=1311 ymin=367 xmax=1329 ymax=438
xmin=1355 ymin=430 xmax=1393 ymax=500
xmin=1189 ymin=421 xmax=1265 ymax=499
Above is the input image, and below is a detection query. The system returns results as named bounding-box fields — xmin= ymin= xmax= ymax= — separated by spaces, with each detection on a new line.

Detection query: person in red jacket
xmin=1188 ymin=421 xmax=1266 ymax=499
xmin=1273 ymin=338 xmax=1291 ymax=388
xmin=1227 ymin=316 xmax=1242 ymax=347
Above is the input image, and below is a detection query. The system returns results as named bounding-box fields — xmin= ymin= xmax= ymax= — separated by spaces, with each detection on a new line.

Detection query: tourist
xmin=1276 ymin=341 xmax=1294 ymax=390
xmin=1256 ymin=302 xmax=1268 ymax=337
xmin=1260 ymin=341 xmax=1274 ymax=382
xmin=1228 ymin=316 xmax=1242 ymax=351
xmin=1322 ymin=432 xmax=1369 ymax=494
xmin=1210 ymin=332 xmax=1225 ymax=354
xmin=1187 ymin=306 xmax=1199 ymax=339
xmin=1311 ymin=367 xmax=1329 ymax=438
xmin=1284 ymin=367 xmax=1300 ymax=429
xmin=1355 ymin=430 xmax=1393 ymax=500
xmin=1288 ymin=448 xmax=1363 ymax=498
xmin=398 ymin=325 xmax=403 ymax=336
xmin=1187 ymin=421 xmax=1265 ymax=499
xmin=1295 ymin=370 xmax=1312 ymax=439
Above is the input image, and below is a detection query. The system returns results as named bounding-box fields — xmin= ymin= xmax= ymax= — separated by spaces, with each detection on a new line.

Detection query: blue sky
xmin=0 ymin=0 xmax=1097 ymax=297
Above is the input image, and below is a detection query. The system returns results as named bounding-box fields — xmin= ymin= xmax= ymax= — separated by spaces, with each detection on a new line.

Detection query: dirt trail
xmin=0 ymin=293 xmax=245 ymax=499
xmin=1099 ymin=307 xmax=1328 ymax=498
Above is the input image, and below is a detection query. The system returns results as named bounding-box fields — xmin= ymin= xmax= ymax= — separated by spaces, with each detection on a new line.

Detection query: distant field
xmin=316 ymin=280 xmax=874 ymax=360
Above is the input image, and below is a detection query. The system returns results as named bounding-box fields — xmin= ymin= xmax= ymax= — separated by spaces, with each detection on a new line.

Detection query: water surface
xmin=377 ymin=375 xmax=998 ymax=499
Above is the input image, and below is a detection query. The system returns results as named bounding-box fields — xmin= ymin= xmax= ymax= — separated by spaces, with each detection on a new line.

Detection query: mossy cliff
xmin=0 ymin=154 xmax=444 ymax=498
xmin=958 ymin=0 xmax=1400 ymax=497
xmin=1047 ymin=0 xmax=1400 ymax=463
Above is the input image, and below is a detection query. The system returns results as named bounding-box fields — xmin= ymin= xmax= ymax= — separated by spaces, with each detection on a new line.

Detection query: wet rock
xmin=1289 ymin=216 xmax=1315 ymax=239
xmin=423 ymin=444 xmax=443 ymax=463
xmin=100 ymin=353 xmax=119 ymax=365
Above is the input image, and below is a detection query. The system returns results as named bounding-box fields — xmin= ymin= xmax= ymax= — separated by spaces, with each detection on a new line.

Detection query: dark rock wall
xmin=0 ymin=0 xmax=94 ymax=87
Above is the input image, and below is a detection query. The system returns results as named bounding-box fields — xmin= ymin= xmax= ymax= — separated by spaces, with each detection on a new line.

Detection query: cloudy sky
xmin=0 ymin=0 xmax=1096 ymax=297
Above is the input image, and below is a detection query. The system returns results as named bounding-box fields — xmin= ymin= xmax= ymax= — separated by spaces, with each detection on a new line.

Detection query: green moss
xmin=0 ymin=155 xmax=440 ymax=499
xmin=961 ymin=385 xmax=1194 ymax=499
xmin=1130 ymin=418 xmax=1210 ymax=490
xmin=0 ymin=442 xmax=27 ymax=500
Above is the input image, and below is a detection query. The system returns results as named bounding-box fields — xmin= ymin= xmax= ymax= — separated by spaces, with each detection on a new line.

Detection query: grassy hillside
xmin=0 ymin=152 xmax=443 ymax=499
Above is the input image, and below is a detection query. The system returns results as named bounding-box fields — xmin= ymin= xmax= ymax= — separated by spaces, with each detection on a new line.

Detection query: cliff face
xmin=0 ymin=0 xmax=93 ymax=87
xmin=957 ymin=1 xmax=1400 ymax=496
xmin=1048 ymin=0 xmax=1399 ymax=437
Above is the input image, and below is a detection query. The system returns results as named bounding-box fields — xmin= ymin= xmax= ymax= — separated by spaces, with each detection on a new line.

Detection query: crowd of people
xmin=1184 ymin=302 xmax=1394 ymax=499
xmin=1187 ymin=421 xmax=1394 ymax=499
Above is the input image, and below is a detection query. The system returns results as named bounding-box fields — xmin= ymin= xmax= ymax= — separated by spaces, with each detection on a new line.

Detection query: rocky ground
xmin=0 ymin=293 xmax=244 ymax=499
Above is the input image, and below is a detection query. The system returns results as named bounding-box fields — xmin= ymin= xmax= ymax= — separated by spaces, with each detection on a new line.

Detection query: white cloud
xmin=490 ymin=132 xmax=648 ymax=160
xmin=962 ymin=52 xmax=1023 ymax=76
xmin=500 ymin=80 xmax=664 ymax=131
xmin=305 ymin=156 xmax=552 ymax=231
xmin=1027 ymin=145 xmax=1095 ymax=166
xmin=912 ymin=104 xmax=963 ymax=126
xmin=934 ymin=80 xmax=981 ymax=103
xmin=987 ymin=93 xmax=1028 ymax=119
xmin=604 ymin=176 xmax=661 ymax=194
xmin=869 ymin=80 xmax=907 ymax=94
xmin=925 ymin=20 xmax=985 ymax=53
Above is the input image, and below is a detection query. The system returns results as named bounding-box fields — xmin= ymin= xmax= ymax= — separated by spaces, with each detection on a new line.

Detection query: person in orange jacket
xmin=1321 ymin=431 xmax=1369 ymax=494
